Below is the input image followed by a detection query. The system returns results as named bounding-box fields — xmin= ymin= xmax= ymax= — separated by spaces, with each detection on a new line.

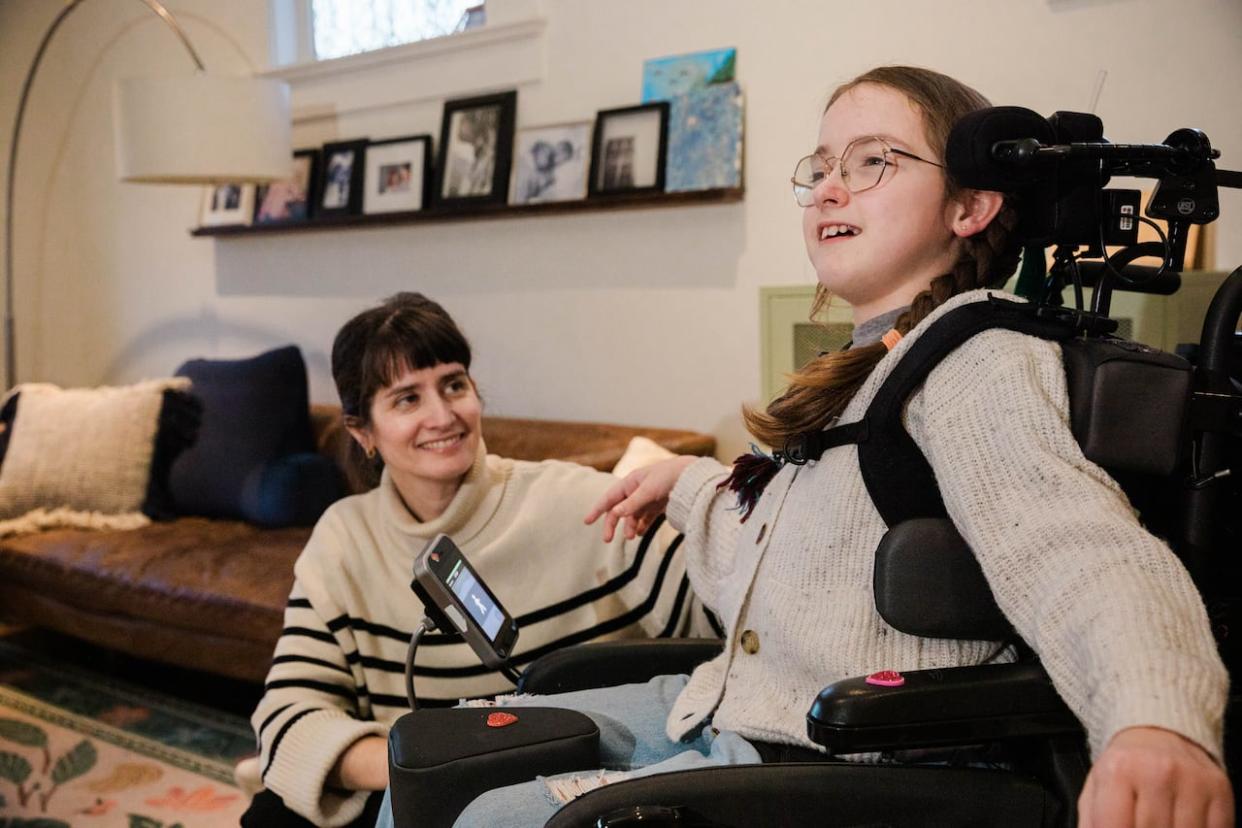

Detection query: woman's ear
xmin=948 ymin=189 xmax=1004 ymax=238
xmin=343 ymin=416 xmax=374 ymax=457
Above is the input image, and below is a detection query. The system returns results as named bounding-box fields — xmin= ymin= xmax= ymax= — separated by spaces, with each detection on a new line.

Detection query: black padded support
xmin=806 ymin=662 xmax=1081 ymax=754
xmin=857 ymin=297 xmax=1074 ymax=528
xmin=517 ymin=639 xmax=724 ymax=695
xmin=1060 ymin=337 xmax=1191 ymax=476
xmin=873 ymin=518 xmax=1012 ymax=640
xmin=389 ymin=707 xmax=599 ymax=828
xmin=545 ymin=763 xmax=1058 ymax=828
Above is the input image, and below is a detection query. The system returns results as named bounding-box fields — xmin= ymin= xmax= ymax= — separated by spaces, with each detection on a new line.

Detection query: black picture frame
xmin=363 ymin=134 xmax=433 ymax=215
xmin=317 ymin=139 xmax=369 ymax=217
xmin=254 ymin=148 xmax=320 ymax=225
xmin=434 ymin=90 xmax=517 ymax=209
xmin=588 ymin=102 xmax=669 ymax=197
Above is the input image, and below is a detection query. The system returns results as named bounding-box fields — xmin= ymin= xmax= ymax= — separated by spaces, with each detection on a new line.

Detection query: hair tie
xmin=881 ymin=329 xmax=904 ymax=351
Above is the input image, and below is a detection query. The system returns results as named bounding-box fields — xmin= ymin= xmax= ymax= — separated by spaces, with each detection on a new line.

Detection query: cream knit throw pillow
xmin=0 ymin=378 xmax=190 ymax=537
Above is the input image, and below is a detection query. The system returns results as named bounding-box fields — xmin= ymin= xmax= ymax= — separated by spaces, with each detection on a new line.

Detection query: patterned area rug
xmin=0 ymin=638 xmax=254 ymax=827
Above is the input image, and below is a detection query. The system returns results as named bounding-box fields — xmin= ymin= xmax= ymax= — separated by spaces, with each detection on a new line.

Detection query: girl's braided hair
xmin=744 ymin=66 xmax=1023 ymax=447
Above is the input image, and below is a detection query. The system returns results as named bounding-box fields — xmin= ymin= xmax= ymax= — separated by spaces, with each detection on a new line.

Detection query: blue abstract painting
xmin=666 ymin=81 xmax=743 ymax=192
xmin=641 ymin=48 xmax=737 ymax=103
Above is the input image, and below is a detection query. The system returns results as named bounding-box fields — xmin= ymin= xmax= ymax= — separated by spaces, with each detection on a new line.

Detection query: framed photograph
xmin=199 ymin=183 xmax=255 ymax=227
xmin=510 ymin=121 xmax=591 ymax=205
xmin=435 ymin=90 xmax=517 ymax=208
xmin=588 ymin=102 xmax=669 ymax=197
xmin=317 ymin=139 xmax=368 ymax=217
xmin=363 ymin=134 xmax=433 ymax=215
xmin=254 ymin=149 xmax=319 ymax=225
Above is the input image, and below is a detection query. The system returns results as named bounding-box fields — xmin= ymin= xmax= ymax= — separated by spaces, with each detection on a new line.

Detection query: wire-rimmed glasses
xmin=790 ymin=136 xmax=944 ymax=207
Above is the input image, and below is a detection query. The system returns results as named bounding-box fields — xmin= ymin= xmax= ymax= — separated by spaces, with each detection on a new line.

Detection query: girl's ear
xmin=948 ymin=189 xmax=1004 ymax=238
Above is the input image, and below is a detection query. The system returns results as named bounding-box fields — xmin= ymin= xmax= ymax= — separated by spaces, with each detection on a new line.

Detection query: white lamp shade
xmin=113 ymin=75 xmax=292 ymax=184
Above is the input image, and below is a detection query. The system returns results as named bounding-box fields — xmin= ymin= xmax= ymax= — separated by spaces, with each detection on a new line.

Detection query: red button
xmin=486 ymin=711 xmax=519 ymax=728
xmin=865 ymin=670 xmax=905 ymax=687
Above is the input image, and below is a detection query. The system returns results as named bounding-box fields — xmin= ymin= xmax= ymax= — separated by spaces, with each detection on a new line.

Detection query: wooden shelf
xmin=191 ymin=186 xmax=744 ymax=237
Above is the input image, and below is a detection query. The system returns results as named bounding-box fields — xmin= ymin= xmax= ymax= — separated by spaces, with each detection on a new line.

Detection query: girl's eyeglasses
xmin=790 ymin=136 xmax=944 ymax=207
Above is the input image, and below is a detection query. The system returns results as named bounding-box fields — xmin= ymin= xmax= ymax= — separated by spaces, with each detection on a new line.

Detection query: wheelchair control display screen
xmin=412 ymin=534 xmax=519 ymax=669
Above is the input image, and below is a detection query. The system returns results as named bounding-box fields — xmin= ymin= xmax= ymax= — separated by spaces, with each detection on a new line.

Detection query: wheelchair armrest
xmin=807 ymin=661 xmax=1081 ymax=753
xmin=517 ymin=639 xmax=724 ymax=695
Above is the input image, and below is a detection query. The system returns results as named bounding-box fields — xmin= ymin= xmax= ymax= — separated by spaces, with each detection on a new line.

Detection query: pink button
xmin=486 ymin=712 xmax=518 ymax=728
xmin=865 ymin=670 xmax=906 ymax=687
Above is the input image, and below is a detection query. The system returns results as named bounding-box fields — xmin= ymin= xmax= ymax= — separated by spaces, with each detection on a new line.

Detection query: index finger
xmin=585 ymin=482 xmax=628 ymax=525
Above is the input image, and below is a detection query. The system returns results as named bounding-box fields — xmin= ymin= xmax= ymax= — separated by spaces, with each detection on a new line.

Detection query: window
xmin=310 ymin=0 xmax=485 ymax=61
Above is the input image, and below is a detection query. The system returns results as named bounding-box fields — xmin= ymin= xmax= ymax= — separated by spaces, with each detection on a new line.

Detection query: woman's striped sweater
xmin=245 ymin=441 xmax=706 ymax=826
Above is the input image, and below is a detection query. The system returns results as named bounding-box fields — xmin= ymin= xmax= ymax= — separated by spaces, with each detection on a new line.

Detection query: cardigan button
xmin=739 ymin=629 xmax=760 ymax=654
xmin=755 ymin=523 xmax=767 ymax=544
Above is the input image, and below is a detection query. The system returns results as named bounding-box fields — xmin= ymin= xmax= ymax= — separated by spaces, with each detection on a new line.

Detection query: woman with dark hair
xmin=240 ymin=293 xmax=705 ymax=827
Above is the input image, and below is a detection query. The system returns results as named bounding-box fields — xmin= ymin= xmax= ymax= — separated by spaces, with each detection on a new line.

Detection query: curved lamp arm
xmin=4 ymin=0 xmax=290 ymax=389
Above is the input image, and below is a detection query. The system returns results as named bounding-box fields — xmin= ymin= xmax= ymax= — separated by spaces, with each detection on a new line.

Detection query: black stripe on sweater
xmin=262 ymin=708 xmax=316 ymax=780
xmin=264 ymin=678 xmax=358 ymax=703
xmin=286 ymin=598 xmax=312 ymax=609
xmin=270 ymin=654 xmax=353 ymax=675
xmin=257 ymin=703 xmax=294 ymax=746
xmin=281 ymin=626 xmax=338 ymax=645
xmin=263 ymin=710 xmax=317 ymax=779
xmin=657 ymin=575 xmax=692 ymax=640
xmin=513 ymin=516 xmax=667 ymax=627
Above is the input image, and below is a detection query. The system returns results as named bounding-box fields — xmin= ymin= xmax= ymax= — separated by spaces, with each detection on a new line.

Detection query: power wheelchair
xmin=389 ymin=111 xmax=1242 ymax=827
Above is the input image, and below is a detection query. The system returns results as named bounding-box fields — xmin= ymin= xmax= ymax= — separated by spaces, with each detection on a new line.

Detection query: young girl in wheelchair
xmin=378 ymin=65 xmax=1233 ymax=828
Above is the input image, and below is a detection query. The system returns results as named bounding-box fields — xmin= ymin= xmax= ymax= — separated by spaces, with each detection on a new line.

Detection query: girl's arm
xmin=909 ymin=328 xmax=1230 ymax=822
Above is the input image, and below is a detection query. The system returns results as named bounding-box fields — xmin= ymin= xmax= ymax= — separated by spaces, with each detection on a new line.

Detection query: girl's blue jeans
xmin=373 ymin=674 xmax=762 ymax=828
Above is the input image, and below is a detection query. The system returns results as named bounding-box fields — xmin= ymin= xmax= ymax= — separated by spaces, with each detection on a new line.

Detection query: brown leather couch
xmin=0 ymin=405 xmax=714 ymax=683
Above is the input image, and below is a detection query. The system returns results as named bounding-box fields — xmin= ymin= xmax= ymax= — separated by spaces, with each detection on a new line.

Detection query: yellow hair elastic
xmin=881 ymin=329 xmax=904 ymax=351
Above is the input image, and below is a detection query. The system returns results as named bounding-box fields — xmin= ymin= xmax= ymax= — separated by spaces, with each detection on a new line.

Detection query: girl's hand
xmin=585 ymin=456 xmax=698 ymax=542
xmin=1079 ymin=726 xmax=1233 ymax=827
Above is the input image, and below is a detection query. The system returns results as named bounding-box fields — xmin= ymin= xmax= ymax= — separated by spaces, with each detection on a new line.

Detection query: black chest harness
xmin=774 ymin=295 xmax=1076 ymax=529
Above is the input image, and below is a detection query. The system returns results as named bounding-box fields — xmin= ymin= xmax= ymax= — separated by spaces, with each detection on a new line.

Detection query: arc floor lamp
xmin=4 ymin=0 xmax=293 ymax=389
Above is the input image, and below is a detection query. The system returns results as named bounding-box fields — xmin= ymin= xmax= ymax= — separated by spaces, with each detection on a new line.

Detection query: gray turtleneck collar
xmin=852 ymin=305 xmax=909 ymax=348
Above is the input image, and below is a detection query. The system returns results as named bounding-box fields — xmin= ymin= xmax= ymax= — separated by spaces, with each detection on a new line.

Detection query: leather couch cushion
xmin=0 ymin=519 xmax=305 ymax=647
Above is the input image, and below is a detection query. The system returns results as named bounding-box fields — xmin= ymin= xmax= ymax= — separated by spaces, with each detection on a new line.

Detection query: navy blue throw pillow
xmin=169 ymin=345 xmax=344 ymax=526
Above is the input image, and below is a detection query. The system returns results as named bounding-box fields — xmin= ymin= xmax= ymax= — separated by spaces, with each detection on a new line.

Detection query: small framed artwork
xmin=510 ymin=121 xmax=591 ymax=205
xmin=588 ymin=102 xmax=670 ymax=197
xmin=435 ymin=90 xmax=517 ymax=208
xmin=199 ymin=183 xmax=255 ymax=227
xmin=363 ymin=134 xmax=433 ymax=215
xmin=254 ymin=149 xmax=319 ymax=225
xmin=317 ymin=139 xmax=368 ymax=217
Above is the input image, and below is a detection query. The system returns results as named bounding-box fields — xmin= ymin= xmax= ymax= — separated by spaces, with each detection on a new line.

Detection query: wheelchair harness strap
xmin=780 ymin=296 xmax=1075 ymax=528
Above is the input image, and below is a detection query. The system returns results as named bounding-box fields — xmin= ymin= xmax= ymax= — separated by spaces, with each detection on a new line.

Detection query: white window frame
xmin=264 ymin=0 xmax=546 ymax=125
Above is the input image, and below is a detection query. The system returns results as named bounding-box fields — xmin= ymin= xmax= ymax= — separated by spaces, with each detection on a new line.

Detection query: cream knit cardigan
xmin=666 ymin=290 xmax=1227 ymax=763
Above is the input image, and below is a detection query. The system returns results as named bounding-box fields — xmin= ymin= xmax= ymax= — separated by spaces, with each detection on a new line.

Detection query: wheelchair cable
xmin=404 ymin=616 xmax=525 ymax=711
xmin=405 ymin=616 xmax=438 ymax=711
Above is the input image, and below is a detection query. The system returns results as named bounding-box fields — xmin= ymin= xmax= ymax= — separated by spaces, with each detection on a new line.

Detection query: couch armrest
xmin=518 ymin=639 xmax=724 ymax=695
xmin=807 ymin=661 xmax=1081 ymax=754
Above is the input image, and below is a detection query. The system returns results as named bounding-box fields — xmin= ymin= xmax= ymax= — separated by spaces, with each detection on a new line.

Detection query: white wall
xmin=3 ymin=0 xmax=1241 ymax=460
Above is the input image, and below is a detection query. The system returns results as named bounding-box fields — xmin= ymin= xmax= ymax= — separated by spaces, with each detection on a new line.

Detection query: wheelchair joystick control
xmin=865 ymin=670 xmax=906 ymax=687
